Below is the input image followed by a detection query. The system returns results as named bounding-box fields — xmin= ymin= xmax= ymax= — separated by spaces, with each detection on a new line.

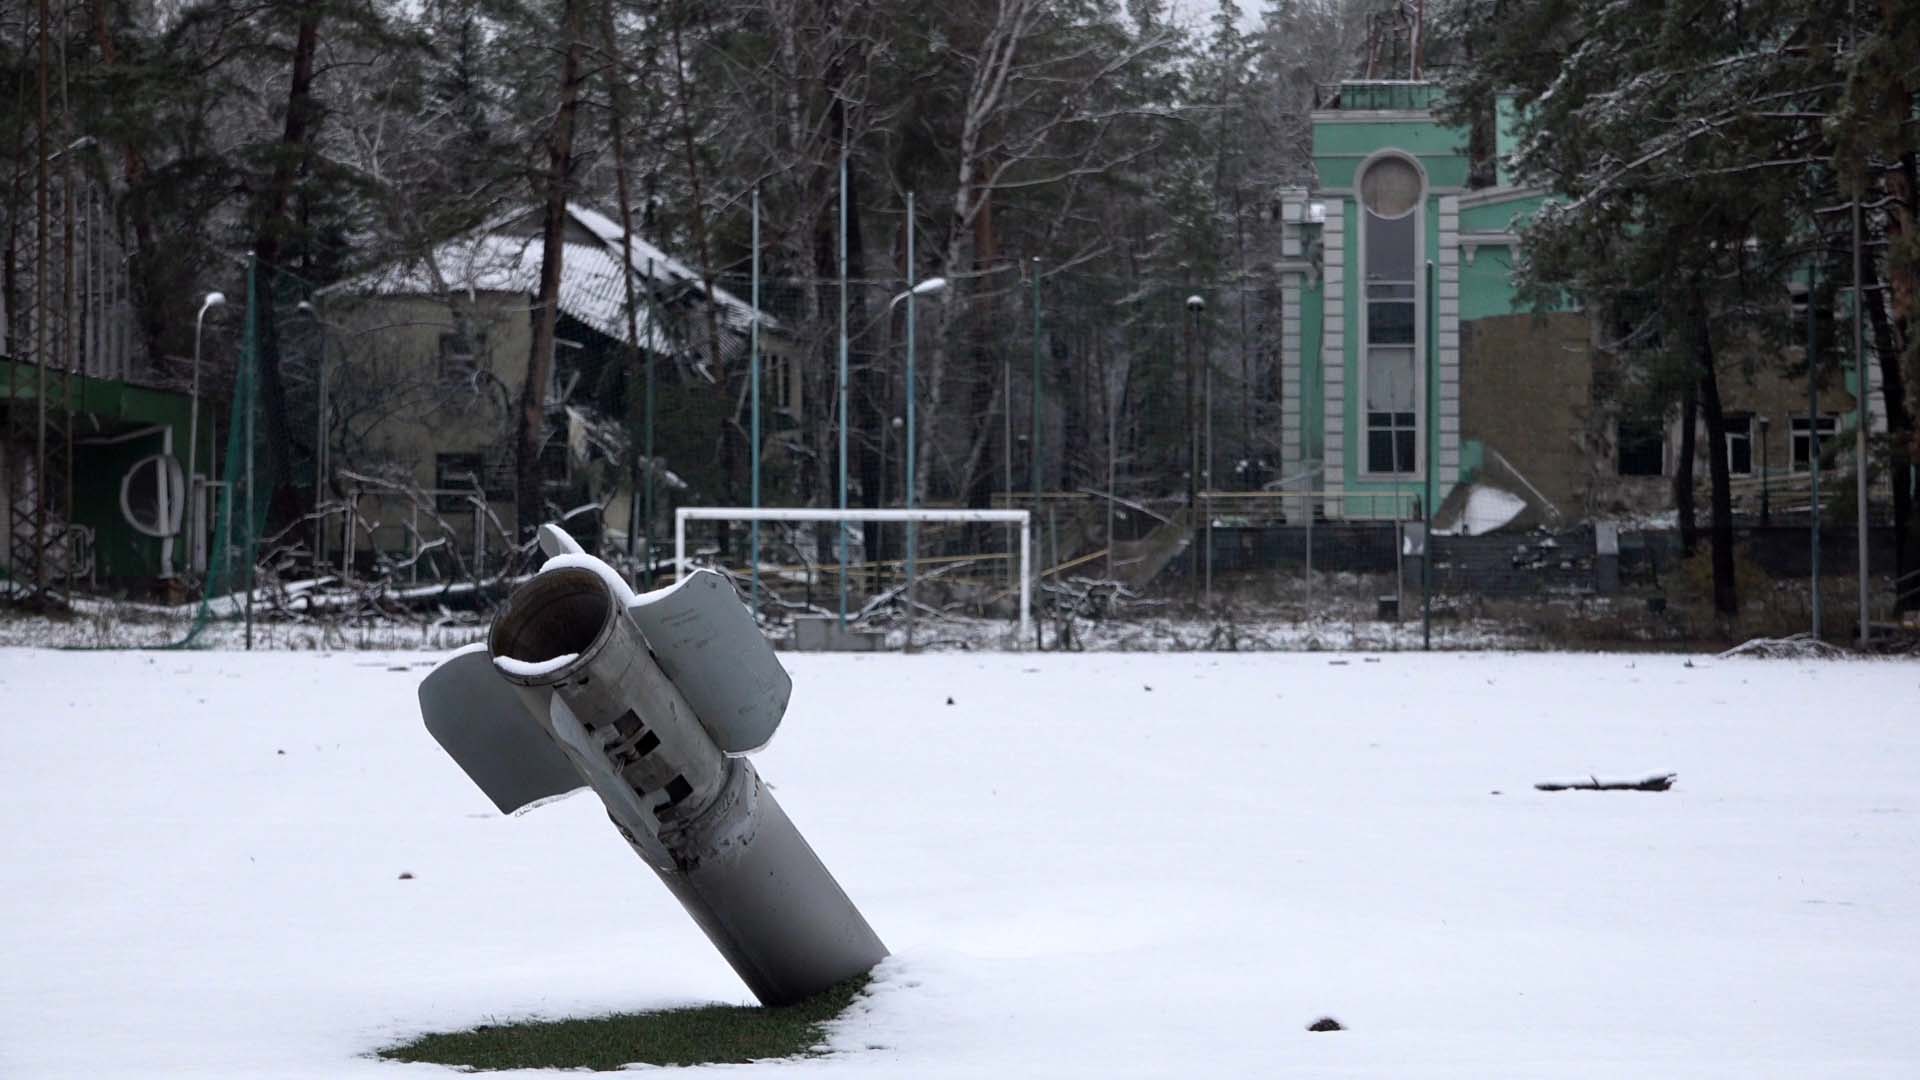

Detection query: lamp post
xmin=188 ymin=291 xmax=226 ymax=575
xmin=1423 ymin=260 xmax=1435 ymax=652
xmin=1850 ymin=0 xmax=1870 ymax=645
xmin=1031 ymin=259 xmax=1044 ymax=506
xmin=891 ymin=264 xmax=945 ymax=651
xmin=1185 ymin=294 xmax=1205 ymax=601
xmin=750 ymin=189 xmax=761 ymax=619
xmin=1759 ymin=415 xmax=1771 ymax=525
xmin=243 ymin=255 xmax=259 ymax=650
xmin=1029 ymin=256 xmax=1045 ymax=649
xmin=1809 ymin=259 xmax=1823 ymax=640
xmin=837 ymin=152 xmax=849 ymax=628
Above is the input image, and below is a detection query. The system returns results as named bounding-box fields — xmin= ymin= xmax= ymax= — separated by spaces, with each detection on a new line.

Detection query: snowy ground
xmin=0 ymin=599 xmax=1531 ymax=653
xmin=3 ymin=649 xmax=1917 ymax=1078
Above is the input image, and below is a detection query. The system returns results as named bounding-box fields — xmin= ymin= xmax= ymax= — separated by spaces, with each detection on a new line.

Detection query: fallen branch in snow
xmin=1718 ymin=634 xmax=1851 ymax=661
xmin=1535 ymin=773 xmax=1677 ymax=792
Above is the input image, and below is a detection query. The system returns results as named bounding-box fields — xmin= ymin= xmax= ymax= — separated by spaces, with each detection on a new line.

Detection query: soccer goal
xmin=673 ymin=506 xmax=1033 ymax=641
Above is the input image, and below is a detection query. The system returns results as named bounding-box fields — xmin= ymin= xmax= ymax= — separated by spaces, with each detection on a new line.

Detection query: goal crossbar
xmin=673 ymin=507 xmax=1031 ymax=641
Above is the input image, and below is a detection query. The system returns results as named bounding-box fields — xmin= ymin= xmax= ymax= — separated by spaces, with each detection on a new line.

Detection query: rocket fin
xmin=418 ymin=646 xmax=585 ymax=814
xmin=629 ymin=569 xmax=792 ymax=755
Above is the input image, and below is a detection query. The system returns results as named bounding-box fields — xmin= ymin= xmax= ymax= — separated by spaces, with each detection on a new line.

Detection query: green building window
xmin=1359 ymin=155 xmax=1423 ymax=477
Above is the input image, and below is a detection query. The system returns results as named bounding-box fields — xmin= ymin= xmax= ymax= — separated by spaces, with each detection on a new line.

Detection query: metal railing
xmin=992 ymin=488 xmax=1431 ymax=528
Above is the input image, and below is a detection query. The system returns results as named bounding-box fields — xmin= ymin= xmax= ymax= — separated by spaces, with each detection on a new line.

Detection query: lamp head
xmin=1186 ymin=294 xmax=1206 ymax=312
xmin=891 ymin=277 xmax=948 ymax=310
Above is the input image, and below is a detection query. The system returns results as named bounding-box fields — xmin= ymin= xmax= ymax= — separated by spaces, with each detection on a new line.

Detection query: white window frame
xmin=1723 ymin=414 xmax=1753 ymax=476
xmin=1355 ymin=151 xmax=1428 ymax=481
xmin=1790 ymin=415 xmax=1839 ymax=473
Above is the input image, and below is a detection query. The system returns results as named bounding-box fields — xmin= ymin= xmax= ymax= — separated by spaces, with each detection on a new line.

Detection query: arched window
xmin=1359 ymin=155 xmax=1423 ymax=476
xmin=121 ymin=454 xmax=185 ymax=538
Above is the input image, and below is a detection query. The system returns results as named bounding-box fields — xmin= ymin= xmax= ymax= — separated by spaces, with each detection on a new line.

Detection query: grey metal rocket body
xmin=428 ymin=564 xmax=887 ymax=1007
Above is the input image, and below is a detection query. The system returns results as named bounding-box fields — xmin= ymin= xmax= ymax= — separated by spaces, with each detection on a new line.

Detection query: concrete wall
xmin=1585 ymin=340 xmax=1862 ymax=519
xmin=1712 ymin=358 xmax=1858 ymax=474
xmin=327 ymin=292 xmax=532 ymax=565
xmin=1458 ymin=312 xmax=1593 ymax=521
xmin=1311 ymin=114 xmax=1472 ymax=191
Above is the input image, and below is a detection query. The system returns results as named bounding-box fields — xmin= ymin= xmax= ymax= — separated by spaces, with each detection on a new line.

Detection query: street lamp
xmin=1032 ymin=260 xmax=1045 ymax=506
xmin=1185 ymin=293 xmax=1205 ymax=601
xmin=894 ymin=255 xmax=945 ymax=652
xmin=188 ymin=291 xmax=226 ymax=574
xmin=886 ymin=274 xmax=948 ymax=509
xmin=1758 ymin=415 xmax=1772 ymax=525
xmin=890 ymin=276 xmax=947 ymax=311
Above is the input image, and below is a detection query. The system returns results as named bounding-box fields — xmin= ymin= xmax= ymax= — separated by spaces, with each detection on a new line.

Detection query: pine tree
xmin=1443 ymin=0 xmax=1896 ymax=620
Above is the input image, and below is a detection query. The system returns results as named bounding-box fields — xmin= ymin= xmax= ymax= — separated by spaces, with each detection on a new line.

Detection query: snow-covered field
xmin=3 ymin=649 xmax=1917 ymax=1078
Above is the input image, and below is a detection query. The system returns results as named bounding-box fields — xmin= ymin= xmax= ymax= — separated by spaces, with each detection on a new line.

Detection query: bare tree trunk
xmin=1876 ymin=0 xmax=1916 ymax=408
xmin=846 ymin=163 xmax=883 ymax=558
xmin=602 ymin=0 xmax=646 ymax=557
xmin=248 ymin=4 xmax=322 ymax=528
xmin=1894 ymin=149 xmax=1920 ymax=460
xmin=1869 ymin=0 xmax=1918 ymax=598
xmin=4 ymin=95 xmax=23 ymax=361
xmin=1695 ymin=313 xmax=1736 ymax=618
xmin=1675 ymin=376 xmax=1698 ymax=555
xmin=515 ymin=0 xmax=586 ymax=541
xmin=917 ymin=0 xmax=1038 ymax=505
xmin=811 ymin=184 xmax=838 ymax=564
xmin=952 ymin=186 xmax=1002 ymax=505
xmin=88 ymin=0 xmax=162 ymax=367
xmin=1862 ymin=243 xmax=1913 ymax=610
xmin=668 ymin=1 xmax=733 ymax=534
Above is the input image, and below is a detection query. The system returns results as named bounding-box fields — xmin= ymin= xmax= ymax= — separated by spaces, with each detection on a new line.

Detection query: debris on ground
xmin=1718 ymin=634 xmax=1852 ymax=661
xmin=1535 ymin=773 xmax=1677 ymax=793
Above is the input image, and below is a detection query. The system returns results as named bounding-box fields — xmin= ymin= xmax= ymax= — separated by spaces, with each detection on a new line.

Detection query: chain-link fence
xmin=16 ymin=238 xmax=1901 ymax=651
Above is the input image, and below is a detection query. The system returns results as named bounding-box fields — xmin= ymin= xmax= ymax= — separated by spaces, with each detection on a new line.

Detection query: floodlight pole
xmin=188 ymin=291 xmax=225 ymax=576
xmin=243 ymin=254 xmax=258 ymax=651
xmin=837 ymin=152 xmax=849 ymax=628
xmin=1106 ymin=367 xmax=1118 ymax=580
xmin=644 ymin=257 xmax=657 ymax=589
xmin=1031 ymin=258 xmax=1044 ymax=649
xmin=750 ymin=189 xmax=761 ymax=619
xmin=1423 ymin=259 xmax=1435 ymax=651
xmin=1850 ymin=85 xmax=1870 ymax=643
xmin=905 ymin=192 xmax=917 ymax=651
xmin=1031 ymin=257 xmax=1042 ymax=503
xmin=1810 ymin=258 xmax=1823 ymax=639
xmin=1184 ymin=294 xmax=1203 ymax=601
xmin=1204 ymin=303 xmax=1214 ymax=606
xmin=1003 ymin=355 xmax=1013 ymax=592
xmin=1759 ymin=416 xmax=1771 ymax=525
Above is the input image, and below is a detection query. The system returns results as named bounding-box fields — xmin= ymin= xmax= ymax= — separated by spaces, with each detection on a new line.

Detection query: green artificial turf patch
xmin=378 ymin=976 xmax=868 ymax=1071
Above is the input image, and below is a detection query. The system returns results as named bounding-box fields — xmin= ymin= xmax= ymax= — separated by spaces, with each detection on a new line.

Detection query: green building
xmin=2 ymin=358 xmax=215 ymax=592
xmin=1277 ymin=81 xmax=1878 ymax=530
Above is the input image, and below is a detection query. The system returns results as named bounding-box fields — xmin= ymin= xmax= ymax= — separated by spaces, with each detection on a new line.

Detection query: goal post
xmin=673 ymin=507 xmax=1032 ymax=642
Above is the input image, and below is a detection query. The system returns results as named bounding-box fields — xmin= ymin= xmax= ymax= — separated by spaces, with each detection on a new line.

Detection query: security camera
xmin=1186 ymin=294 xmax=1206 ymax=312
